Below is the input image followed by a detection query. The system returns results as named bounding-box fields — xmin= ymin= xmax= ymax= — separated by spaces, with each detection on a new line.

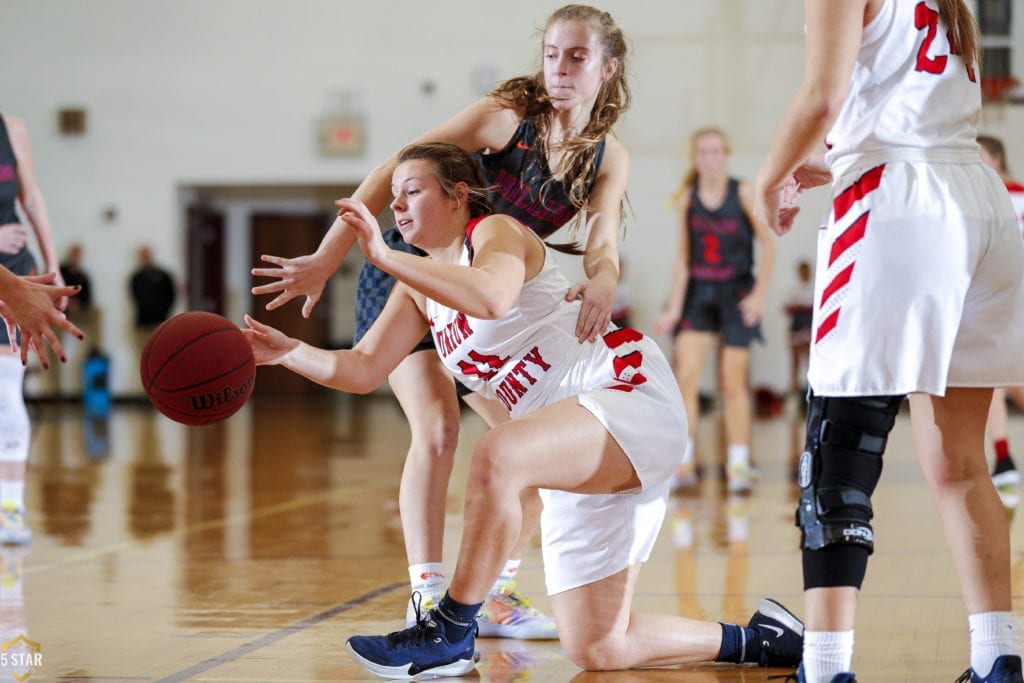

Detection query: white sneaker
xmin=476 ymin=580 xmax=557 ymax=640
xmin=726 ymin=460 xmax=753 ymax=494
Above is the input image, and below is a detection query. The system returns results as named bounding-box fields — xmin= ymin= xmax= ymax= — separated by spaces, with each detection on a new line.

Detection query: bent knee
xmin=563 ymin=638 xmax=632 ymax=671
xmin=407 ymin=414 xmax=460 ymax=460
xmin=467 ymin=430 xmax=520 ymax=489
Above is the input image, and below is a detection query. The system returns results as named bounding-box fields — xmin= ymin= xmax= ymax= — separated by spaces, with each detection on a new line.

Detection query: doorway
xmin=250 ymin=212 xmax=332 ymax=398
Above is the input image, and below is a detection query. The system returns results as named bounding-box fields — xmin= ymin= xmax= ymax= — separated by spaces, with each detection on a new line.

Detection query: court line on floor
xmin=154 ymin=581 xmax=406 ymax=683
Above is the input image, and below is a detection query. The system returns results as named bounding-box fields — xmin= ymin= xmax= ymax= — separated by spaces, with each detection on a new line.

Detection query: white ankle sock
xmin=0 ymin=481 xmax=25 ymax=510
xmin=727 ymin=443 xmax=750 ymax=466
xmin=490 ymin=559 xmax=521 ymax=595
xmin=0 ymin=357 xmax=29 ymax=466
xmin=969 ymin=611 xmax=1016 ymax=677
xmin=803 ymin=630 xmax=854 ymax=683
xmin=408 ymin=562 xmax=445 ymax=603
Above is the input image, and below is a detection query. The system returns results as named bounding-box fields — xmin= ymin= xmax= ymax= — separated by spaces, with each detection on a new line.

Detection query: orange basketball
xmin=140 ymin=311 xmax=256 ymax=426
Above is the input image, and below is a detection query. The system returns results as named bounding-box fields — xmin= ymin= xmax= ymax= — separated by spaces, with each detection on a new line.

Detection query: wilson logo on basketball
xmin=188 ymin=374 xmax=256 ymax=412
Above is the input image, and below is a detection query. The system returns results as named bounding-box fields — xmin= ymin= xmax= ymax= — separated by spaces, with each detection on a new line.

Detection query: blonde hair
xmin=489 ymin=4 xmax=630 ymax=244
xmin=936 ymin=0 xmax=979 ymax=72
xmin=667 ymin=127 xmax=731 ymax=208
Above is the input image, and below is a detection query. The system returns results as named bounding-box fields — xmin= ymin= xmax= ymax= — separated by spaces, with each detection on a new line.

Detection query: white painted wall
xmin=2 ymin=0 xmax=1023 ymax=396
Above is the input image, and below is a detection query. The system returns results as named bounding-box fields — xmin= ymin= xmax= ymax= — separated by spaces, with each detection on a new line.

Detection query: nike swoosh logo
xmin=516 ymin=140 xmax=533 ymax=151
xmin=757 ymin=623 xmax=784 ymax=638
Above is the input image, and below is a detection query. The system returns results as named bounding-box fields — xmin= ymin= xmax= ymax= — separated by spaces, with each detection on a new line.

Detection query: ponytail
xmin=935 ymin=0 xmax=979 ymax=71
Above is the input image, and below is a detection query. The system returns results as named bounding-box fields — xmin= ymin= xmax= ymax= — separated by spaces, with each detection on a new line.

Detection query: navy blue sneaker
xmin=956 ymin=655 xmax=1024 ymax=683
xmin=748 ymin=598 xmax=804 ymax=667
xmin=346 ymin=604 xmax=477 ymax=680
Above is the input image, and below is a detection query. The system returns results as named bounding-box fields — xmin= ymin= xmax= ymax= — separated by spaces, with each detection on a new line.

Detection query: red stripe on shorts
xmin=828 ymin=210 xmax=870 ymax=267
xmin=820 ymin=262 xmax=855 ymax=308
xmin=815 ymin=308 xmax=840 ymax=343
xmin=833 ymin=164 xmax=885 ymax=223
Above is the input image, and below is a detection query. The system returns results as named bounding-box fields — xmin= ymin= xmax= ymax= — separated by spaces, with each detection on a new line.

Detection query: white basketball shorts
xmin=538 ymin=336 xmax=686 ymax=595
xmin=809 ymin=155 xmax=1024 ymax=396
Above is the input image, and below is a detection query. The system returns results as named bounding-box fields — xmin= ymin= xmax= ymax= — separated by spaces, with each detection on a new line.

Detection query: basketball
xmin=140 ymin=311 xmax=256 ymax=426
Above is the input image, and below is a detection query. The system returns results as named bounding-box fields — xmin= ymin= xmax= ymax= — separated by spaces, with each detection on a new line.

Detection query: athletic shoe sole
xmin=993 ymin=469 xmax=1021 ymax=489
xmin=754 ymin=598 xmax=805 ymax=636
xmin=345 ymin=641 xmax=476 ymax=680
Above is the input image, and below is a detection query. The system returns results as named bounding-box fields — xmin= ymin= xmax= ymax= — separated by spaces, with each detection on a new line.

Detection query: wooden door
xmin=250 ymin=212 xmax=332 ymax=398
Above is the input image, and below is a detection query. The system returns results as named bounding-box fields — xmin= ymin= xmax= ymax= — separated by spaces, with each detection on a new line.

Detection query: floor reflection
xmin=1 ymin=397 xmax=1020 ymax=681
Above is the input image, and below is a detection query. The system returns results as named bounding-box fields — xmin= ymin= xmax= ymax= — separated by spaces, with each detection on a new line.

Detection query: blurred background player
xmin=0 ymin=113 xmax=68 ymax=545
xmin=654 ymin=127 xmax=775 ymax=494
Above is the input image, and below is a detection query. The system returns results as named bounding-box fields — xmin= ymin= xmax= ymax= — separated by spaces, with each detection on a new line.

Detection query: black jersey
xmin=0 ymin=115 xmax=19 ymax=225
xmin=474 ymin=120 xmax=605 ymax=240
xmin=686 ymin=178 xmax=753 ymax=282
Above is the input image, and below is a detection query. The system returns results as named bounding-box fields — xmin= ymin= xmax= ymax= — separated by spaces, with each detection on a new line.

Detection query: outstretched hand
xmin=335 ymin=198 xmax=390 ymax=267
xmin=0 ymin=272 xmax=83 ymax=368
xmin=241 ymin=315 xmax=300 ymax=366
xmin=251 ymin=252 xmax=334 ymax=319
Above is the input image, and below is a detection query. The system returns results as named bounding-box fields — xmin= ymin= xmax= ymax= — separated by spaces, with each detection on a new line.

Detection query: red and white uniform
xmin=426 ymin=224 xmax=686 ymax=594
xmin=809 ymin=0 xmax=1024 ymax=396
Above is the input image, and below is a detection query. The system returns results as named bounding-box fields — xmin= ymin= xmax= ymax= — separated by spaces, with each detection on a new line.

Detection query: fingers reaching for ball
xmin=242 ymin=315 xmax=300 ymax=366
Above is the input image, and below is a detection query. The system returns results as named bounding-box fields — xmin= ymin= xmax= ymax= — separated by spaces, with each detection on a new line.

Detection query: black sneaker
xmin=748 ymin=598 xmax=804 ymax=667
xmin=992 ymin=457 xmax=1021 ymax=489
xmin=956 ymin=655 xmax=1024 ymax=683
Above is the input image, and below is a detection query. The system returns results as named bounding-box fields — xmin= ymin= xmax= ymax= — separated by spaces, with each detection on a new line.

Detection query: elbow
xmin=802 ymin=88 xmax=847 ymax=128
xmin=475 ymin=294 xmax=516 ymax=320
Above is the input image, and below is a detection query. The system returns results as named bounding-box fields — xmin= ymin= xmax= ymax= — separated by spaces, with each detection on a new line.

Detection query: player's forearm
xmin=663 ymin=261 xmax=690 ymax=318
xmin=279 ymin=342 xmax=381 ymax=394
xmin=379 ymin=251 xmax=518 ymax=320
xmin=317 ymin=160 xmax=400 ymax=269
xmin=752 ymin=234 xmax=776 ymax=298
xmin=20 ymin=193 xmax=59 ymax=270
xmin=757 ymin=89 xmax=840 ymax=193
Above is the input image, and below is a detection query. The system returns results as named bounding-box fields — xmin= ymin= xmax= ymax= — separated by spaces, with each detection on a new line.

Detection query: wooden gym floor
xmin=6 ymin=392 xmax=1024 ymax=682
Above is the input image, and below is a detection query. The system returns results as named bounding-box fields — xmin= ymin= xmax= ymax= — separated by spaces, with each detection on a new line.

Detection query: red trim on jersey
xmin=1005 ymin=181 xmax=1024 ymax=193
xmin=828 ymin=211 xmax=870 ymax=267
xmin=820 ymin=262 xmax=855 ymax=308
xmin=833 ymin=164 xmax=885 ymax=223
xmin=466 ymin=217 xmax=486 ymax=241
xmin=815 ymin=308 xmax=840 ymax=343
xmin=603 ymin=327 xmax=644 ymax=349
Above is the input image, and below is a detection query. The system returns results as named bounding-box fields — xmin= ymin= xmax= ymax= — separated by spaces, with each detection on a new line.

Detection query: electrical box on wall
xmin=58 ymin=107 xmax=87 ymax=135
xmin=318 ymin=116 xmax=365 ymax=157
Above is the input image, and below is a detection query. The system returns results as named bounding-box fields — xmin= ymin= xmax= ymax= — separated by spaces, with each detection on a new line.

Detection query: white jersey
xmin=824 ymin=0 xmax=981 ymax=176
xmin=425 ymin=224 xmax=687 ymax=594
xmin=428 ymin=235 xmax=659 ymax=421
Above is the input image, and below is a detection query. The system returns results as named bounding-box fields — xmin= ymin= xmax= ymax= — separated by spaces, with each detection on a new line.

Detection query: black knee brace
xmin=797 ymin=393 xmax=902 ymax=554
